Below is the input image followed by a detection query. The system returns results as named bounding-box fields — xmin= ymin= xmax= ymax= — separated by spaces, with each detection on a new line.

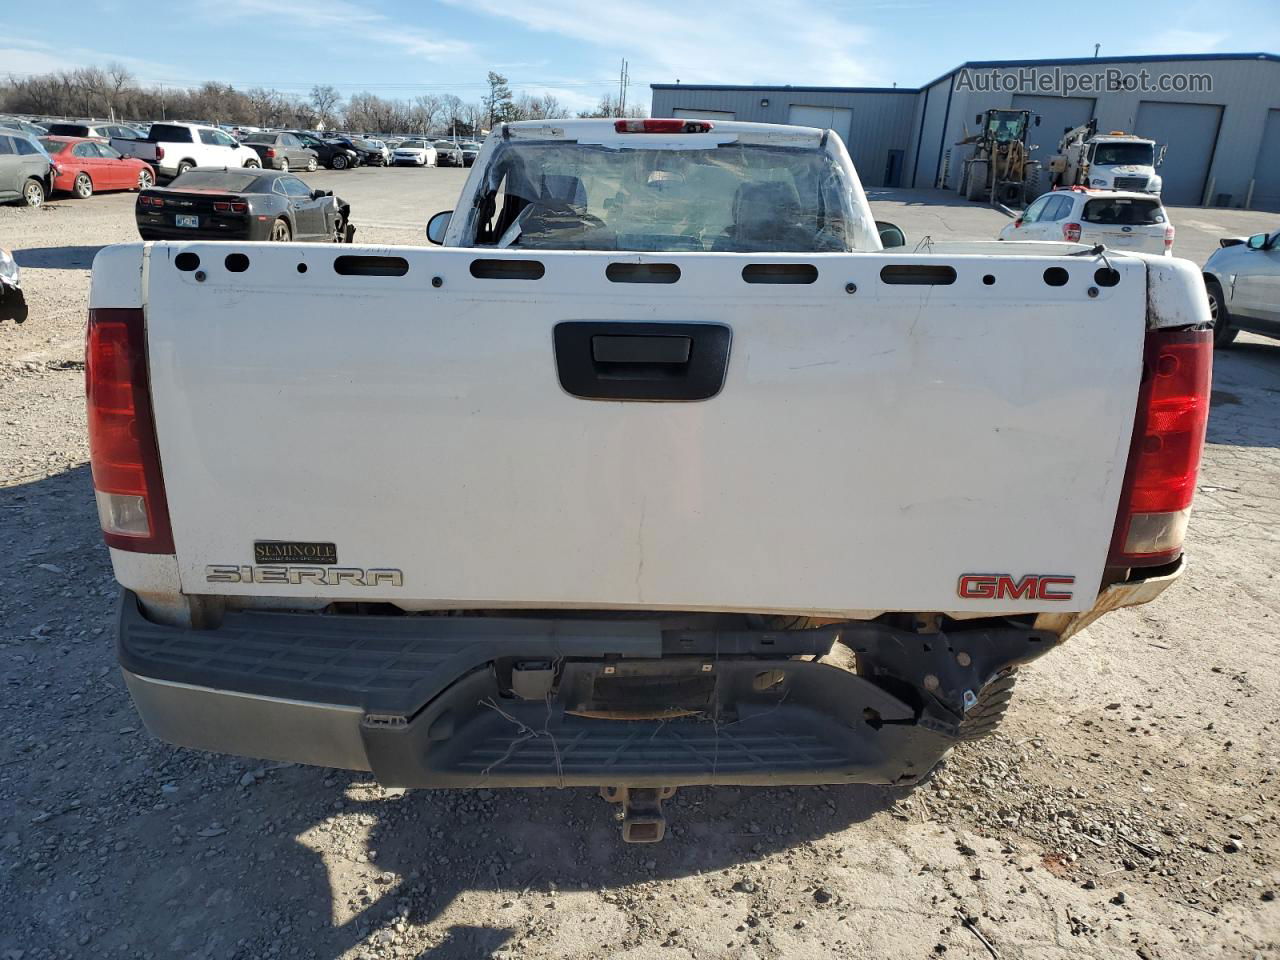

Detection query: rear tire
xmin=966 ymin=161 xmax=989 ymax=202
xmin=306 ymin=157 xmax=318 ymax=172
xmin=176 ymin=160 xmax=195 ymax=176
xmin=279 ymin=158 xmax=290 ymax=173
xmin=74 ymin=173 xmax=93 ymax=199
xmin=331 ymin=154 xmax=348 ymax=170
xmin=270 ymin=218 xmax=291 ymax=242
xmin=956 ymin=669 xmax=1018 ymax=741
xmin=1208 ymin=280 xmax=1237 ymax=348
xmin=243 ymin=159 xmax=260 ymax=169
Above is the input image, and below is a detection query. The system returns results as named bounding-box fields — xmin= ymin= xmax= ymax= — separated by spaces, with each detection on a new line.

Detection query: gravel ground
xmin=1 ymin=172 xmax=1278 ymax=960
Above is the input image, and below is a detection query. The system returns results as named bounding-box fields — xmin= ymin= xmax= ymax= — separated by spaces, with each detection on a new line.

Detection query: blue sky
xmin=5 ymin=0 xmax=1279 ymax=113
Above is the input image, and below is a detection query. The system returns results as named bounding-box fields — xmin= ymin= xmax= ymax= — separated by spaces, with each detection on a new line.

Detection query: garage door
xmin=672 ymin=108 xmax=736 ymax=120
xmin=1011 ymin=94 xmax=1096 ymax=168
xmin=788 ymin=105 xmax=852 ymax=146
xmin=1251 ymin=109 xmax=1280 ymax=212
xmin=1135 ymin=101 xmax=1222 ymax=206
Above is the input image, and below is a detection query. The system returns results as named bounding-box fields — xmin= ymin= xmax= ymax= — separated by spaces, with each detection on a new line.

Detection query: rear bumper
xmin=117 ymin=591 xmax=1056 ymax=788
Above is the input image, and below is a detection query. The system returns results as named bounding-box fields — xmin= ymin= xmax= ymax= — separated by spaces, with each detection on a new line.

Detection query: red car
xmin=38 ymin=136 xmax=155 ymax=199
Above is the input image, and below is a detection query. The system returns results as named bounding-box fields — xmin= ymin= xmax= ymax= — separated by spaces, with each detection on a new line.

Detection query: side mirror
xmin=311 ymin=189 xmax=326 ymax=200
xmin=875 ymin=220 xmax=906 ymax=249
xmin=427 ymin=210 xmax=452 ymax=245
xmin=1156 ymin=145 xmax=1167 ymax=167
xmin=1246 ymin=233 xmax=1269 ymax=251
xmin=1013 ymin=218 xmax=1023 ymax=228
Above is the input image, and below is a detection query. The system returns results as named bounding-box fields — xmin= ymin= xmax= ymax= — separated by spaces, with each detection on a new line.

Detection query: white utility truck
xmin=1049 ymin=120 xmax=1165 ymax=195
xmin=89 ymin=119 xmax=1211 ymax=841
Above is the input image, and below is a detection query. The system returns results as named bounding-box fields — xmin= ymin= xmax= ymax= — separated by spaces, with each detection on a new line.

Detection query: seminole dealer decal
xmin=205 ymin=540 xmax=403 ymax=587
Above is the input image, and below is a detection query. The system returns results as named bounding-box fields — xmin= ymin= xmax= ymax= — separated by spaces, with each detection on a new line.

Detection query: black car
xmin=328 ymin=137 xmax=383 ymax=166
xmin=283 ymin=131 xmax=358 ymax=170
xmin=239 ymin=132 xmax=318 ymax=172
xmin=135 ymin=168 xmax=355 ymax=243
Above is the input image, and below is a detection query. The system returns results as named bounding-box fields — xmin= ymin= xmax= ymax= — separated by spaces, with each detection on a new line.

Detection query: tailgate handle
xmin=591 ymin=335 xmax=691 ymax=365
xmin=555 ymin=322 xmax=731 ymax=402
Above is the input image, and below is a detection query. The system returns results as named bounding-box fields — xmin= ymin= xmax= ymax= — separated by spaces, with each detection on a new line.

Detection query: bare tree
xmin=512 ymin=92 xmax=566 ymax=121
xmin=309 ymin=84 xmax=342 ymax=131
xmin=578 ymin=94 xmax=647 ymax=119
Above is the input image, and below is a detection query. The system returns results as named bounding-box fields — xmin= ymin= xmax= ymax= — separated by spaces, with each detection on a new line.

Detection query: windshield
xmin=1092 ymin=142 xmax=1155 ymax=166
xmin=1082 ymin=197 xmax=1165 ymax=225
xmin=399 ymin=141 xmax=427 ymax=149
xmin=467 ymin=139 xmax=861 ymax=253
xmin=985 ymin=111 xmax=1026 ymax=143
xmin=37 ymin=137 xmax=66 ymax=153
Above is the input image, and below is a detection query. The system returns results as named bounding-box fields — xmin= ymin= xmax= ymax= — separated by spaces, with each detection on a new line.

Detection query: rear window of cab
xmin=1083 ymin=197 xmax=1166 ymax=225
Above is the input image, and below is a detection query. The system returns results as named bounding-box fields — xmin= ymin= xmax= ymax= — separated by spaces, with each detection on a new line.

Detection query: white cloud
xmin=444 ymin=0 xmax=888 ymax=86
xmin=1144 ymin=28 xmax=1229 ymax=53
xmin=192 ymin=0 xmax=475 ymax=63
xmin=1 ymin=35 xmax=182 ymax=84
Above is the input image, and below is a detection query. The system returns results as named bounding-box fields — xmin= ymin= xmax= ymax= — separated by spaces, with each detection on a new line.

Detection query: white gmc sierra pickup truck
xmin=88 ymin=119 xmax=1211 ymax=842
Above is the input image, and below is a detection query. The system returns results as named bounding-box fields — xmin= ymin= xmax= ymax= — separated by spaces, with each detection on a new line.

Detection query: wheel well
xmin=179 ymin=158 xmax=196 ymax=169
xmin=1203 ymin=273 xmax=1222 ymax=292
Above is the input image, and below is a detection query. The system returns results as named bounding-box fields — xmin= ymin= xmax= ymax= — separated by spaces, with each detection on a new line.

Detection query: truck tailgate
xmin=122 ymin=243 xmax=1148 ymax=614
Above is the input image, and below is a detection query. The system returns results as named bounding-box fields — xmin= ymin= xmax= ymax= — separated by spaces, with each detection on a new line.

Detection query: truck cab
xmin=1051 ymin=124 xmax=1164 ymax=196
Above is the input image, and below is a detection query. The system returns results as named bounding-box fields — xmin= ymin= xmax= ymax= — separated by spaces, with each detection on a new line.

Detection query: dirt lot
xmin=1 ymin=171 xmax=1278 ymax=960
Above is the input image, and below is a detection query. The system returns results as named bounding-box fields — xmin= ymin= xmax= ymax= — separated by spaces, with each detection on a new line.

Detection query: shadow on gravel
xmin=206 ymin=772 xmax=899 ymax=959
xmin=1206 ymin=341 xmax=1280 ymax=449
xmin=13 ymin=245 xmax=105 ymax=270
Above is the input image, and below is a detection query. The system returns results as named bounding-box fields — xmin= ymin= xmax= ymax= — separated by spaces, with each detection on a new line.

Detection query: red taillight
xmin=1063 ymin=222 xmax=1082 ymax=243
xmin=86 ymin=308 xmax=174 ymax=553
xmin=155 ymin=146 xmax=164 ymax=160
xmin=1164 ymin=224 xmax=1175 ymax=250
xmin=213 ymin=200 xmax=248 ymax=213
xmin=614 ymin=118 xmax=713 ymax=134
xmin=265 ymin=148 xmax=276 ymax=158
xmin=139 ymin=195 xmax=162 ymax=207
xmin=1108 ymin=328 xmax=1212 ymax=567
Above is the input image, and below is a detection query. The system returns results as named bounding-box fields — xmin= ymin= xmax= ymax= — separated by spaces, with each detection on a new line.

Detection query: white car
xmin=365 ymin=138 xmax=392 ymax=165
xmin=391 ymin=139 xmax=437 ymax=167
xmin=1000 ymin=188 xmax=1173 ymax=255
xmin=1203 ymin=227 xmax=1280 ymax=347
xmin=111 ymin=122 xmax=261 ymax=179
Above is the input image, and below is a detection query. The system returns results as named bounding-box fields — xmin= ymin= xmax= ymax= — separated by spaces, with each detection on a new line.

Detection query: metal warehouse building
xmin=650 ymin=53 xmax=1280 ymax=209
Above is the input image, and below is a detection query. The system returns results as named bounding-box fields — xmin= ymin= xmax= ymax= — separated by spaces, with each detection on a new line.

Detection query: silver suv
xmin=0 ymin=130 xmax=54 ymax=206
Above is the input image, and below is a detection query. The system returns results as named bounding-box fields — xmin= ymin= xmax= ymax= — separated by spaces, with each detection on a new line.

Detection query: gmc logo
xmin=957 ymin=574 xmax=1075 ymax=601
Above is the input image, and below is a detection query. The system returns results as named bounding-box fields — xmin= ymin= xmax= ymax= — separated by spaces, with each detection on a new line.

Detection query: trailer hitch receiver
xmin=601 ymin=785 xmax=677 ymax=843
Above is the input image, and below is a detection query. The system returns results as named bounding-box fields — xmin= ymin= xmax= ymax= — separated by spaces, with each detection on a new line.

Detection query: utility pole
xmin=1093 ymin=43 xmax=1101 ymax=58
xmin=618 ymin=58 xmax=629 ymax=117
